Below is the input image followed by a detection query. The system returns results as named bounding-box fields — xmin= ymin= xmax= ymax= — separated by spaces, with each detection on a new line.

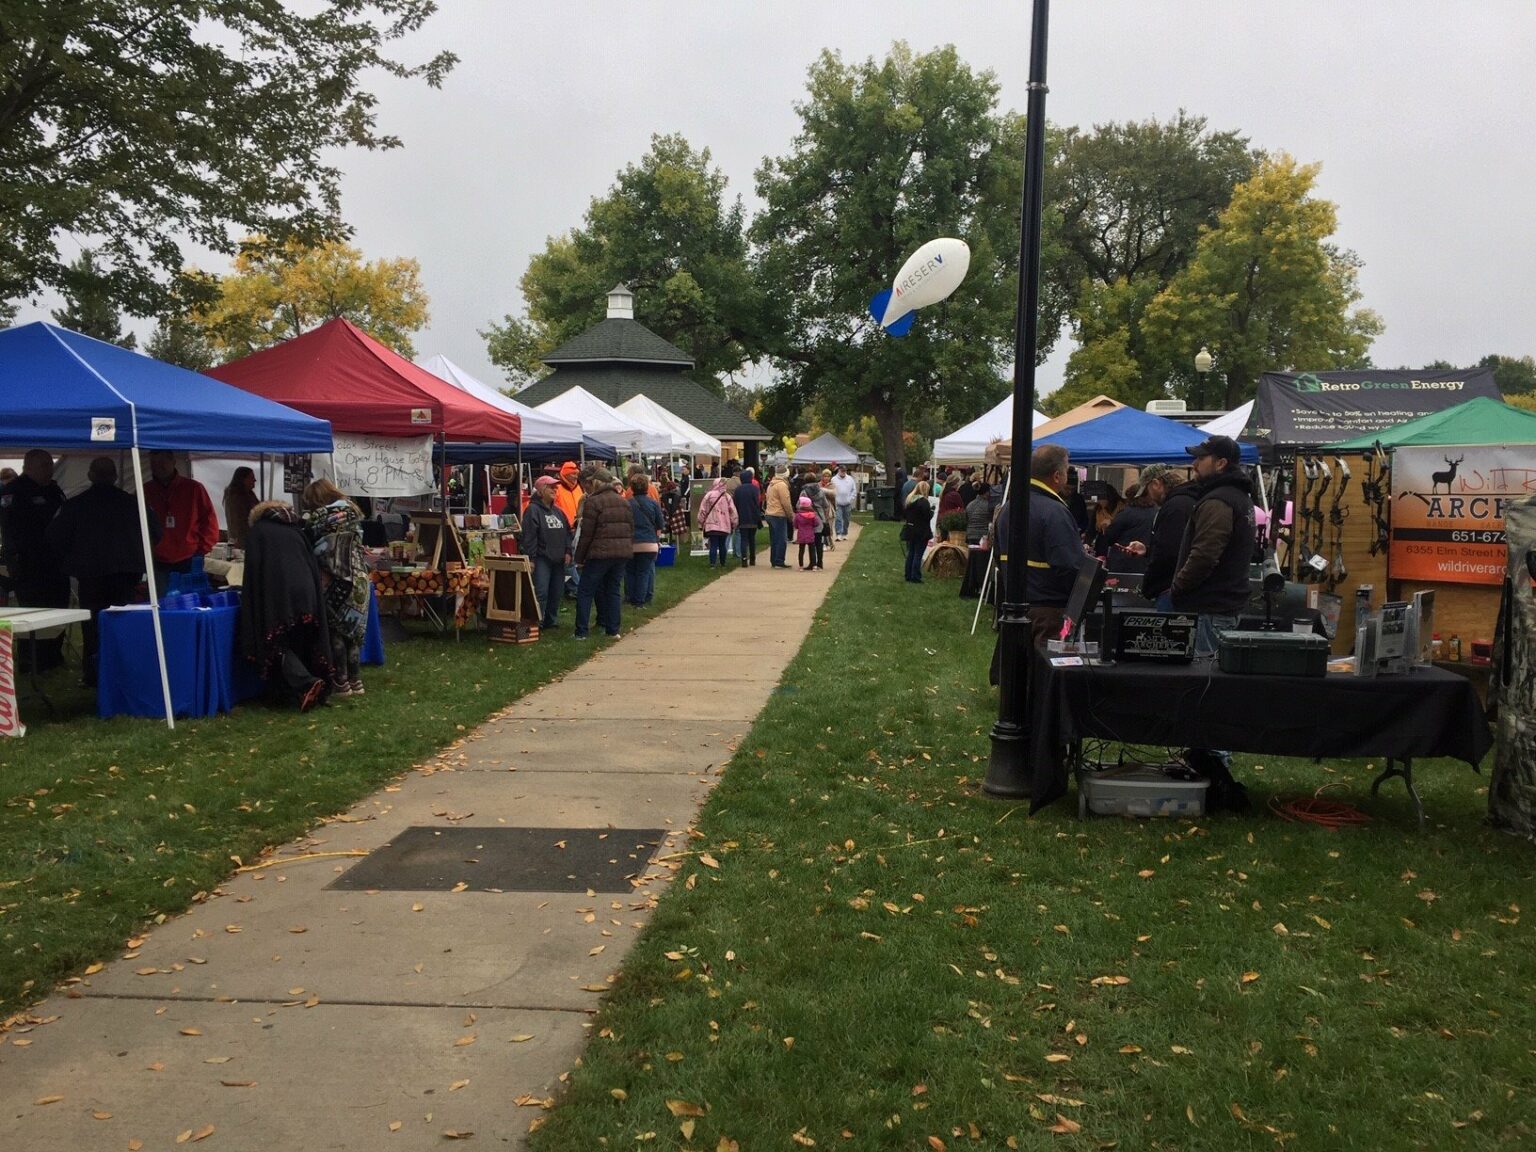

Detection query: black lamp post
xmin=983 ymin=0 xmax=1052 ymax=800
xmin=1194 ymin=345 xmax=1213 ymax=410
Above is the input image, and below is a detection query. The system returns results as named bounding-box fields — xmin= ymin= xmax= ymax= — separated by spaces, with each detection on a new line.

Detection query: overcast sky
xmin=38 ymin=1 xmax=1536 ymax=405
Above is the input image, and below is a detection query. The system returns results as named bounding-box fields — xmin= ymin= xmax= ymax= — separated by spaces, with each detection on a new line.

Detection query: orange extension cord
xmin=1268 ymin=783 xmax=1372 ymax=827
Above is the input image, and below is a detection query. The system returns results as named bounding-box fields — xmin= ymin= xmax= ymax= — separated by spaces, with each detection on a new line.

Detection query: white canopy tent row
xmin=532 ymin=386 xmax=671 ymax=455
xmin=933 ymin=393 xmax=1050 ymax=466
xmin=420 ymin=355 xmax=584 ymax=447
xmin=792 ymin=432 xmax=860 ymax=466
xmin=616 ymin=394 xmax=721 ymax=458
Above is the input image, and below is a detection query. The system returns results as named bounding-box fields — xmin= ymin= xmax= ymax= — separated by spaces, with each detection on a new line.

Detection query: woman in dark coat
xmin=901 ymin=480 xmax=934 ymax=584
xmin=238 ymin=501 xmax=332 ymax=711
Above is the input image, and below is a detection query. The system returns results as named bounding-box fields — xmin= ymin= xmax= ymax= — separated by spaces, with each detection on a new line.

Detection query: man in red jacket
xmin=143 ymin=451 xmax=218 ymax=591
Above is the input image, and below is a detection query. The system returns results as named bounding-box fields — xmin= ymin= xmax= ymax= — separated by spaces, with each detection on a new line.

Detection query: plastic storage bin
xmin=1217 ymin=630 xmax=1329 ymax=677
xmin=657 ymin=544 xmax=677 ymax=567
xmin=1080 ymin=765 xmax=1209 ymax=818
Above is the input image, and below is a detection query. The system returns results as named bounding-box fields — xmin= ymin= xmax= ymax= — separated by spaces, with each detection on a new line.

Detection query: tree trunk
xmin=871 ymin=396 xmax=905 ymax=476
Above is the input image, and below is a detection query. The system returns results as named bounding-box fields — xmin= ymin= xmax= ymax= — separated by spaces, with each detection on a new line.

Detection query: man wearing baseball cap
xmin=1171 ymin=434 xmax=1256 ymax=813
xmin=520 ymin=476 xmax=573 ymax=630
xmin=1121 ymin=462 xmax=1199 ymax=606
xmin=1169 ymin=434 xmax=1255 ymax=652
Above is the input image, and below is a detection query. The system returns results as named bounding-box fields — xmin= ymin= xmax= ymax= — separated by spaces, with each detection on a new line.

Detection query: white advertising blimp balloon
xmin=868 ymin=237 xmax=971 ymax=337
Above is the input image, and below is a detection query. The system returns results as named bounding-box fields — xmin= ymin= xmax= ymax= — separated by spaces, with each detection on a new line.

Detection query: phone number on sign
xmin=1449 ymin=530 xmax=1506 ymax=544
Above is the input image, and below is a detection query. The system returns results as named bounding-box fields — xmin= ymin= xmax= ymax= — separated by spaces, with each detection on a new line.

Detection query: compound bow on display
xmin=1361 ymin=443 xmax=1391 ymax=557
xmin=1294 ymin=457 xmax=1318 ymax=579
xmin=1326 ymin=455 xmax=1351 ymax=591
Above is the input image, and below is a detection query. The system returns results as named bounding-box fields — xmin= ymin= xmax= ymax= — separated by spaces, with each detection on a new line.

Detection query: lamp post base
xmin=983 ymin=718 xmax=1033 ymax=798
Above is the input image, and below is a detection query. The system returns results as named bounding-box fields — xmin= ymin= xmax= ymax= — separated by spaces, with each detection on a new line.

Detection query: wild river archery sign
xmin=1251 ymin=367 xmax=1500 ymax=448
xmin=1391 ymin=445 xmax=1536 ymax=585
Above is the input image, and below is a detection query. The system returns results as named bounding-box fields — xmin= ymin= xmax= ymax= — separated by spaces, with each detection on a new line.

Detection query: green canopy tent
xmin=1327 ymin=396 xmax=1536 ymax=449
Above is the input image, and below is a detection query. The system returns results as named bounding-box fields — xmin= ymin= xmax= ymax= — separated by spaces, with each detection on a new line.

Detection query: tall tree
xmin=1479 ymin=353 xmax=1536 ymax=396
xmin=1140 ymin=155 xmax=1383 ymax=409
xmin=0 ymin=2 xmax=454 ymax=317
xmin=1044 ymin=114 xmax=1259 ymax=414
xmin=752 ymin=43 xmax=1033 ymax=471
xmin=192 ymin=238 xmax=430 ymax=359
xmin=50 ymin=249 xmax=136 ymax=347
xmin=146 ymin=315 xmax=216 ymax=372
xmin=485 ymin=134 xmax=765 ymax=393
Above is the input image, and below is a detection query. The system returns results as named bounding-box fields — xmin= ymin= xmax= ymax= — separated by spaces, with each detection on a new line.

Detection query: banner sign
xmin=1252 ymin=368 xmax=1500 ymax=449
xmin=0 ymin=623 xmax=23 ymax=738
xmin=314 ymin=434 xmax=435 ymax=497
xmin=1390 ymin=445 xmax=1536 ymax=585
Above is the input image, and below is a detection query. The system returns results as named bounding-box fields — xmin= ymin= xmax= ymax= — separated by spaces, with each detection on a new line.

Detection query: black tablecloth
xmin=959 ymin=547 xmax=992 ymax=600
xmin=1025 ymin=651 xmax=1493 ymax=811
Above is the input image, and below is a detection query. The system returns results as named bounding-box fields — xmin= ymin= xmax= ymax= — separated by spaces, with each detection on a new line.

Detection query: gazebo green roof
xmin=541 ymin=318 xmax=693 ymax=367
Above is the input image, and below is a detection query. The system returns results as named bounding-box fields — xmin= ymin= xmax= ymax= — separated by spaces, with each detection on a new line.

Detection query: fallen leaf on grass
xmin=783 ymin=1036 xmax=795 ymax=1050
xmin=610 ymin=1088 xmax=628 ymax=1101
xmin=666 ymin=1099 xmax=706 ymax=1117
xmin=1118 ymin=1044 xmax=1142 ymax=1054
xmin=1241 ymin=971 xmax=1261 ymax=984
xmin=1171 ymin=1045 xmax=1193 ymax=1055
xmin=1044 ymin=1053 xmax=1071 ymax=1063
xmin=791 ymin=1130 xmax=816 ymax=1147
xmin=1186 ymin=1104 xmax=1198 ymax=1125
xmin=1137 ymin=869 xmax=1155 ymax=879
xmin=699 ymin=854 xmax=721 ymax=870
xmin=680 ymin=1119 xmax=697 ymax=1140
xmin=34 ymin=1095 xmax=64 ymax=1106
xmin=1047 ymin=1115 xmax=1081 ymax=1135
xmin=1090 ymin=975 xmax=1130 ymax=987
xmin=928 ymin=1138 xmax=947 ymax=1150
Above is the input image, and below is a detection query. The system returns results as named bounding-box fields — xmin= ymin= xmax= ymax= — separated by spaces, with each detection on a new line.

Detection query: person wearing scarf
xmin=302 ymin=479 xmax=371 ymax=697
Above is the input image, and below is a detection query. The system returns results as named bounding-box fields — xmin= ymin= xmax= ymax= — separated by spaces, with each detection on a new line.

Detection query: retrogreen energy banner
xmin=1390 ymin=445 xmax=1536 ymax=585
xmin=0 ymin=622 xmax=23 ymax=738
xmin=1252 ymin=367 xmax=1500 ymax=449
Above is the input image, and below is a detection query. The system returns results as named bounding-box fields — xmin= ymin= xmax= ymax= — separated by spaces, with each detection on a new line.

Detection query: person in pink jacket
xmin=794 ymin=495 xmax=824 ymax=571
xmin=697 ymin=477 xmax=739 ymax=568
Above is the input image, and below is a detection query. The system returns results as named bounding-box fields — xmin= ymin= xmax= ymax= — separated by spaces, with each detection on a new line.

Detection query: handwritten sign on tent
xmin=316 ymin=434 xmax=436 ymax=497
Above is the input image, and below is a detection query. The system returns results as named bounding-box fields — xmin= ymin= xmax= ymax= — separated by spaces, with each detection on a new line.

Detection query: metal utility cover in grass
xmin=329 ymin=827 xmax=666 ymax=893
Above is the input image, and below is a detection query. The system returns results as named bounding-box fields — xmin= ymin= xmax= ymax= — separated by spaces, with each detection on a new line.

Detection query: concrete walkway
xmin=0 ymin=527 xmax=858 ymax=1150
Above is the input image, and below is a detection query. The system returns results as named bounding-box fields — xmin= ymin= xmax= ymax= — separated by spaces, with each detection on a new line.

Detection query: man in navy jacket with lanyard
xmin=995 ymin=444 xmax=1087 ymax=648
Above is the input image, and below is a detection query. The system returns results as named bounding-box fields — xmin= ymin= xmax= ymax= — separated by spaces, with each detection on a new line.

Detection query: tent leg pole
xmin=131 ymin=446 xmax=176 ymax=730
xmin=972 ymin=471 xmax=1008 ymax=636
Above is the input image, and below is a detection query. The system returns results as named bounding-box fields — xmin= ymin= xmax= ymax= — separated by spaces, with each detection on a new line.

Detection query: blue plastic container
xmin=657 ymin=544 xmax=676 ymax=567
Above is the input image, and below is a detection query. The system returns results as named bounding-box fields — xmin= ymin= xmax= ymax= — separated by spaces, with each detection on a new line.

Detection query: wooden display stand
xmin=414 ymin=514 xmax=466 ymax=569
xmin=483 ymin=554 xmax=541 ymax=644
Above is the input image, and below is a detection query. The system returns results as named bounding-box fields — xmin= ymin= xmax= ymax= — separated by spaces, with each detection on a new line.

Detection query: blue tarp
xmin=1038 ymin=405 xmax=1259 ymax=465
xmin=437 ymin=436 xmax=618 ymax=465
xmin=0 ymin=322 xmax=333 ymax=452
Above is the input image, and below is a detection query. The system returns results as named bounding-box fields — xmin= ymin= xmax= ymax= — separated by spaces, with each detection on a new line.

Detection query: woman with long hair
xmin=301 ymin=478 xmax=370 ymax=697
xmin=901 ymin=480 xmax=934 ymax=583
xmin=223 ymin=467 xmax=259 ymax=547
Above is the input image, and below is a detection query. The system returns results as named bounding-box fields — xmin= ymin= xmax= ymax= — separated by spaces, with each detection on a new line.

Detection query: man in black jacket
xmin=1170 ymin=436 xmax=1256 ymax=656
xmin=731 ymin=467 xmax=762 ymax=567
xmin=519 ymin=477 xmax=572 ymax=630
xmin=47 ymin=457 xmax=160 ymax=686
xmin=1 ymin=450 xmax=69 ymax=668
xmin=996 ymin=445 xmax=1086 ymax=647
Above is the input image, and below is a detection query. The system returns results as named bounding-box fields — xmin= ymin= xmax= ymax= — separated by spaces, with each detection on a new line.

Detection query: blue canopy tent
xmin=0 ymin=322 xmax=334 ymax=727
xmin=1039 ymin=405 xmax=1260 ymax=464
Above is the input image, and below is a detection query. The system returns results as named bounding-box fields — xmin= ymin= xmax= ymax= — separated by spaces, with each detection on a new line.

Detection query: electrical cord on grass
xmin=1268 ymin=782 xmax=1371 ymax=827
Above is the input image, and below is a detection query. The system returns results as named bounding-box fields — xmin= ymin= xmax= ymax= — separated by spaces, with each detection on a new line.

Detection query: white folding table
xmin=0 ymin=607 xmax=92 ymax=712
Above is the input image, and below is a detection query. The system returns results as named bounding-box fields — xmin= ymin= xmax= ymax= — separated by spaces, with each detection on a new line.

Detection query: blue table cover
xmin=99 ymin=589 xmax=384 ymax=719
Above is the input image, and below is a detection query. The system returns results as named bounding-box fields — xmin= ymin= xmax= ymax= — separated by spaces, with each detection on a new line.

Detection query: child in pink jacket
xmin=794 ymin=495 xmax=823 ymax=570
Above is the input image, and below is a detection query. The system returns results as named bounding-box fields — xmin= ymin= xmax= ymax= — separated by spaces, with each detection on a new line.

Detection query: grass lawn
xmin=530 ymin=521 xmax=1535 ymax=1152
xmin=0 ymin=557 xmax=721 ymax=1014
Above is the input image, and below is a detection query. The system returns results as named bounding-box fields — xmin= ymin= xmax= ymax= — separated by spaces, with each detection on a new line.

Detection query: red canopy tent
xmin=207 ymin=318 xmax=521 ymax=442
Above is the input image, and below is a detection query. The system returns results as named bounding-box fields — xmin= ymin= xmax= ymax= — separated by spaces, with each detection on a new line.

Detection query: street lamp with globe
xmin=1194 ymin=346 xmax=1213 ymax=409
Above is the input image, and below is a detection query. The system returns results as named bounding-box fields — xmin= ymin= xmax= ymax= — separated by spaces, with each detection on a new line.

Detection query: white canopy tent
xmin=793 ymin=432 xmax=860 ymax=465
xmin=420 ymin=354 xmax=584 ymax=446
xmin=616 ymin=394 xmax=721 ymax=457
xmin=533 ymin=386 xmax=670 ymax=454
xmin=933 ymin=394 xmax=1049 ymax=465
xmin=1196 ymin=400 xmax=1254 ymax=440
